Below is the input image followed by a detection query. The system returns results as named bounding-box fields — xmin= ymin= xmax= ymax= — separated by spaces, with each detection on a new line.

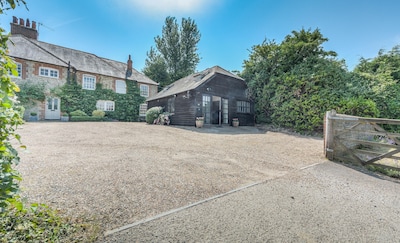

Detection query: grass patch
xmin=366 ymin=165 xmax=400 ymax=179
xmin=0 ymin=202 xmax=100 ymax=242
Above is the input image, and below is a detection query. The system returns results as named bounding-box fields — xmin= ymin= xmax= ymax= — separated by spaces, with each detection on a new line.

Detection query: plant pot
xmin=232 ymin=119 xmax=239 ymax=127
xmin=61 ymin=116 xmax=69 ymax=122
xmin=29 ymin=115 xmax=38 ymax=122
xmin=196 ymin=117 xmax=204 ymax=128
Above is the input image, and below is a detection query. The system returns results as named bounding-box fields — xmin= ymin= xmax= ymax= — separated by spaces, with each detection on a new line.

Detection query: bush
xmin=70 ymin=110 xmax=88 ymax=117
xmin=145 ymin=106 xmax=163 ymax=124
xmin=70 ymin=116 xmax=103 ymax=122
xmin=92 ymin=110 xmax=105 ymax=117
xmin=337 ymin=97 xmax=379 ymax=117
xmin=0 ymin=203 xmax=99 ymax=242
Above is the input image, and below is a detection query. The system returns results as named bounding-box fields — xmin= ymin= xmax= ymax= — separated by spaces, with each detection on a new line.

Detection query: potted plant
xmin=196 ymin=116 xmax=204 ymax=128
xmin=232 ymin=118 xmax=239 ymax=127
xmin=29 ymin=112 xmax=38 ymax=122
xmin=61 ymin=113 xmax=69 ymax=122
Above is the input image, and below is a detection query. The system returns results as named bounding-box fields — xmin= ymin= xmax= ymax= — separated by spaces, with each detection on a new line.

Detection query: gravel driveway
xmin=15 ymin=122 xmax=399 ymax=242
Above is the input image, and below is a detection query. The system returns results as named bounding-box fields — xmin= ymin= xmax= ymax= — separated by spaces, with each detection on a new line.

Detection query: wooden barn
xmin=146 ymin=66 xmax=255 ymax=126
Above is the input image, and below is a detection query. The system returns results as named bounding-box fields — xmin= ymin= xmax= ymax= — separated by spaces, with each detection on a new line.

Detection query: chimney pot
xmin=19 ymin=18 xmax=24 ymax=26
xmin=13 ymin=16 xmax=18 ymax=24
xmin=26 ymin=19 xmax=30 ymax=28
xmin=32 ymin=21 xmax=37 ymax=30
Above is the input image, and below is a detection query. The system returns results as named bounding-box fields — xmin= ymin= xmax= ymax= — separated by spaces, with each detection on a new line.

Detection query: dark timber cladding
xmin=146 ymin=66 xmax=255 ymax=126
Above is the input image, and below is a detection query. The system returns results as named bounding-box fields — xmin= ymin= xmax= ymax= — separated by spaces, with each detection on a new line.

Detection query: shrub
xmin=145 ymin=106 xmax=163 ymax=124
xmin=92 ymin=110 xmax=105 ymax=117
xmin=70 ymin=110 xmax=88 ymax=117
xmin=337 ymin=97 xmax=379 ymax=117
xmin=70 ymin=116 xmax=103 ymax=122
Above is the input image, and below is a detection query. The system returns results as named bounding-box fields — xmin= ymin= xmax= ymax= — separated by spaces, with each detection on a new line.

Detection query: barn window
xmin=237 ymin=101 xmax=250 ymax=113
xmin=96 ymin=100 xmax=115 ymax=111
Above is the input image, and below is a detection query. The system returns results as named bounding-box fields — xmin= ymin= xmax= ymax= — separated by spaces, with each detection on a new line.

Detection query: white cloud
xmin=126 ymin=0 xmax=217 ymax=15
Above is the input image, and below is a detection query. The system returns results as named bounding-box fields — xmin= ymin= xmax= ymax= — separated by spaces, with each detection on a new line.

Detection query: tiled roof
xmin=147 ymin=66 xmax=244 ymax=101
xmin=7 ymin=35 xmax=158 ymax=85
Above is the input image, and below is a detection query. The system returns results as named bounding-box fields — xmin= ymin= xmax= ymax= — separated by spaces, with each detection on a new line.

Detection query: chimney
xmin=11 ymin=17 xmax=39 ymax=40
xmin=126 ymin=55 xmax=133 ymax=78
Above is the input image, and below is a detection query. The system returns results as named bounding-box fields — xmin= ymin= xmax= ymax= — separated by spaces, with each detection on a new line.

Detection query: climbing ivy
xmin=57 ymin=80 xmax=145 ymax=121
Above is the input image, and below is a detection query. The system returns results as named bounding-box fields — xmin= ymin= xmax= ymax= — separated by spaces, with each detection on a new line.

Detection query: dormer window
xmin=39 ymin=67 xmax=59 ymax=78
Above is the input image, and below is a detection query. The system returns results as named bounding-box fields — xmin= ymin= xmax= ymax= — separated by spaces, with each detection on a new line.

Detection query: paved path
xmin=101 ymin=162 xmax=400 ymax=242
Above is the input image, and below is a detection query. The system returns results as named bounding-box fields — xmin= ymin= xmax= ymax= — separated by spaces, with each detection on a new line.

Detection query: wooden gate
xmin=324 ymin=110 xmax=400 ymax=171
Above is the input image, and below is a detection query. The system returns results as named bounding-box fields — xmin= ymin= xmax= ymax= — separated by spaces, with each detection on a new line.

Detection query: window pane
xmin=116 ymin=80 xmax=126 ymax=94
xmin=140 ymin=85 xmax=149 ymax=97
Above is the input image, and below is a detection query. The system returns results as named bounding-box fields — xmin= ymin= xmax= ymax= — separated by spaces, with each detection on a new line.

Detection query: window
xmin=115 ymin=80 xmax=126 ymax=94
xmin=237 ymin=101 xmax=250 ymax=113
xmin=96 ymin=100 xmax=115 ymax=111
xmin=82 ymin=74 xmax=96 ymax=90
xmin=39 ymin=67 xmax=59 ymax=78
xmin=139 ymin=103 xmax=148 ymax=117
xmin=9 ymin=62 xmax=22 ymax=78
xmin=140 ymin=84 xmax=149 ymax=97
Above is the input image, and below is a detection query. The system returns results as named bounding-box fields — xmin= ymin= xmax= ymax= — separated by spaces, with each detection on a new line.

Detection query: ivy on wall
xmin=56 ymin=80 xmax=145 ymax=122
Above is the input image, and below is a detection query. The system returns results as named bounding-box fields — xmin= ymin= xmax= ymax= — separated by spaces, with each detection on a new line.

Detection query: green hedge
xmin=70 ymin=116 xmax=104 ymax=122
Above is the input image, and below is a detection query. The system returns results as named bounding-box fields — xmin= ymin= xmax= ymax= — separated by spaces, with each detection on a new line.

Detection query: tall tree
xmin=143 ymin=16 xmax=201 ymax=88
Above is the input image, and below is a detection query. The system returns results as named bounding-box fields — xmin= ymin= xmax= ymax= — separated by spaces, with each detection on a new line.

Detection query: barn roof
xmin=147 ymin=66 xmax=244 ymax=101
xmin=7 ymin=35 xmax=158 ymax=85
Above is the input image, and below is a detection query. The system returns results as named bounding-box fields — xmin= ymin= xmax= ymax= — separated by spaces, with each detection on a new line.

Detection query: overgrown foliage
xmin=0 ymin=203 xmax=99 ymax=242
xmin=57 ymin=80 xmax=145 ymax=122
xmin=15 ymin=81 xmax=46 ymax=109
xmin=143 ymin=16 xmax=201 ymax=89
xmin=0 ymin=0 xmax=24 ymax=211
xmin=242 ymin=28 xmax=380 ymax=133
xmin=145 ymin=106 xmax=163 ymax=124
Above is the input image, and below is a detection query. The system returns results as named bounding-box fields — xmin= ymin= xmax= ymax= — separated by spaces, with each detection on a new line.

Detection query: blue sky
xmin=1 ymin=0 xmax=399 ymax=73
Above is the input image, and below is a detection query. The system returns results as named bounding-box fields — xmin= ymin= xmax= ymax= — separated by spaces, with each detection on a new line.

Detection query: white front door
xmin=45 ymin=97 xmax=60 ymax=120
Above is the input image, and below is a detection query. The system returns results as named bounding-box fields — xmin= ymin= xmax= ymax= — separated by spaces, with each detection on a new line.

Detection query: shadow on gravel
xmin=174 ymin=125 xmax=266 ymax=135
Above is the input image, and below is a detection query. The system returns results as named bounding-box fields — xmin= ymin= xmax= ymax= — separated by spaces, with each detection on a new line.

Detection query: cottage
xmin=7 ymin=16 xmax=158 ymax=120
xmin=147 ymin=66 xmax=254 ymax=126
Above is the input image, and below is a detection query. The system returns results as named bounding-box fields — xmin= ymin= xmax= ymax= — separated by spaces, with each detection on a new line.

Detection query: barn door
xmin=45 ymin=97 xmax=60 ymax=120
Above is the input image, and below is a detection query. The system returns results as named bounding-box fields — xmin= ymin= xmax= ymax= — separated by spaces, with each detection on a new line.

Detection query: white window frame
xmin=82 ymin=74 xmax=96 ymax=90
xmin=96 ymin=100 xmax=115 ymax=111
xmin=237 ymin=100 xmax=250 ymax=113
xmin=115 ymin=80 xmax=127 ymax=94
xmin=139 ymin=103 xmax=148 ymax=117
xmin=140 ymin=84 xmax=149 ymax=97
xmin=9 ymin=62 xmax=22 ymax=78
xmin=39 ymin=67 xmax=59 ymax=78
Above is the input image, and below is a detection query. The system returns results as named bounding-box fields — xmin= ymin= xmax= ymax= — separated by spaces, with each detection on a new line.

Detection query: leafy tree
xmin=0 ymin=0 xmax=26 ymax=211
xmin=242 ymin=28 xmax=376 ymax=132
xmin=143 ymin=47 xmax=170 ymax=90
xmin=354 ymin=46 xmax=400 ymax=120
xmin=144 ymin=16 xmax=201 ymax=88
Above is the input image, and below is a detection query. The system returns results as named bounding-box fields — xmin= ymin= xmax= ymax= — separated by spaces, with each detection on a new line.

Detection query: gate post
xmin=324 ymin=110 xmax=336 ymax=160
